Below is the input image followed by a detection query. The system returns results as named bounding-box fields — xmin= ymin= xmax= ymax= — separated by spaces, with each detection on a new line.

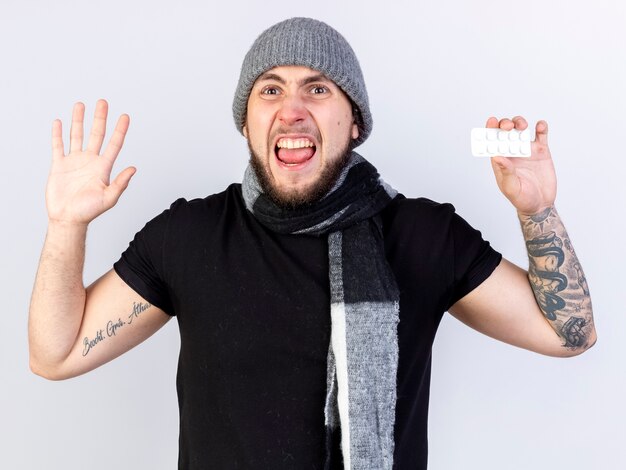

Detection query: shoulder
xmin=138 ymin=184 xmax=244 ymax=243
xmin=156 ymin=184 xmax=245 ymax=228
xmin=384 ymin=193 xmax=457 ymax=217
xmin=381 ymin=193 xmax=497 ymax=265
xmin=382 ymin=194 xmax=458 ymax=234
xmin=166 ymin=183 xmax=243 ymax=217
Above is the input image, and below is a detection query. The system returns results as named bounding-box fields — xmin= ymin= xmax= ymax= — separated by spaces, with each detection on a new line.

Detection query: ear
xmin=351 ymin=122 xmax=359 ymax=140
xmin=243 ymin=124 xmax=248 ymax=138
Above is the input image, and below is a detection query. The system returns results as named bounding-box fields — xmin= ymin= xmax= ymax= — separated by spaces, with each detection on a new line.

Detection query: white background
xmin=1 ymin=0 xmax=624 ymax=468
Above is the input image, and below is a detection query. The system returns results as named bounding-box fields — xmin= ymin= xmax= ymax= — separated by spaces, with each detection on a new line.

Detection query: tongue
xmin=277 ymin=147 xmax=315 ymax=164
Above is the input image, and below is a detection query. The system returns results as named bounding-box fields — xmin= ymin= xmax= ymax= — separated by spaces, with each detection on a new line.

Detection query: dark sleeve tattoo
xmin=520 ymin=207 xmax=595 ymax=351
xmin=82 ymin=302 xmax=152 ymax=357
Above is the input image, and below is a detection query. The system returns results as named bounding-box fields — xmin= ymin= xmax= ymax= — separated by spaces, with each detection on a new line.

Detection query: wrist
xmin=516 ymin=204 xmax=557 ymax=220
xmin=46 ymin=219 xmax=89 ymax=239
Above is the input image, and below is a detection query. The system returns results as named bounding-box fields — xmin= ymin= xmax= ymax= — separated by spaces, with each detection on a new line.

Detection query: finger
xmin=69 ymin=102 xmax=85 ymax=153
xmin=512 ymin=116 xmax=528 ymax=130
xmin=535 ymin=120 xmax=549 ymax=145
xmin=498 ymin=118 xmax=514 ymax=130
xmin=86 ymin=99 xmax=109 ymax=155
xmin=486 ymin=116 xmax=499 ymax=128
xmin=52 ymin=119 xmax=65 ymax=160
xmin=102 ymin=114 xmax=130 ymax=162
xmin=104 ymin=166 xmax=136 ymax=209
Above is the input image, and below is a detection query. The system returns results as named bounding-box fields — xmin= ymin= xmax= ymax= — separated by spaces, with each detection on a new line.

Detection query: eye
xmin=310 ymin=85 xmax=329 ymax=95
xmin=261 ymin=86 xmax=281 ymax=96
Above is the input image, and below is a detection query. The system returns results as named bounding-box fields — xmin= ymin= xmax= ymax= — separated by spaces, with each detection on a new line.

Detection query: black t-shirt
xmin=114 ymin=184 xmax=502 ymax=469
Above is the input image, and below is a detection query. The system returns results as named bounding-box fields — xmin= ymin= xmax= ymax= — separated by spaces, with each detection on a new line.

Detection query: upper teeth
xmin=276 ymin=138 xmax=315 ymax=149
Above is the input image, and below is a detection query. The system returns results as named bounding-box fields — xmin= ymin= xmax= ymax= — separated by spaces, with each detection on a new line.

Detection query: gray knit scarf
xmin=242 ymin=152 xmax=400 ymax=469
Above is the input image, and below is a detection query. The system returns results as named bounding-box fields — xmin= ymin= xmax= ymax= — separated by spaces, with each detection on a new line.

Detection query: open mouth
xmin=275 ymin=137 xmax=317 ymax=167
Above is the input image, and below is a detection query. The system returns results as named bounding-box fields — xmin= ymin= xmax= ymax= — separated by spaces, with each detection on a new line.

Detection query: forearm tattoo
xmin=82 ymin=302 xmax=152 ymax=356
xmin=520 ymin=207 xmax=594 ymax=350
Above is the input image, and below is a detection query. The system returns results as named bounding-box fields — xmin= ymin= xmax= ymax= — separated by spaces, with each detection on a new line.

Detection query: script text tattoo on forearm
xmin=82 ymin=302 xmax=152 ymax=356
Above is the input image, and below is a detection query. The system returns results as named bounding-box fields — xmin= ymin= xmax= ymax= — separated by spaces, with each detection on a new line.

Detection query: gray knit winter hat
xmin=233 ymin=17 xmax=372 ymax=147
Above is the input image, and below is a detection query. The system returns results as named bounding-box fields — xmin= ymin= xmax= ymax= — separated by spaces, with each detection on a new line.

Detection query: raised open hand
xmin=46 ymin=100 xmax=136 ymax=225
xmin=488 ymin=116 xmax=557 ymax=216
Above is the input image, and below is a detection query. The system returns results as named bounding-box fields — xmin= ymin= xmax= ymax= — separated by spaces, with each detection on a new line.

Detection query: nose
xmin=276 ymin=94 xmax=308 ymax=126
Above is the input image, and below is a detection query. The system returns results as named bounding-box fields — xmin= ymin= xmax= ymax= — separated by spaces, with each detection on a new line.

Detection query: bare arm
xmin=29 ymin=100 xmax=169 ymax=380
xmin=29 ymin=220 xmax=89 ymax=374
xmin=449 ymin=117 xmax=595 ymax=356
xmin=449 ymin=213 xmax=595 ymax=357
xmin=30 ymin=265 xmax=171 ymax=380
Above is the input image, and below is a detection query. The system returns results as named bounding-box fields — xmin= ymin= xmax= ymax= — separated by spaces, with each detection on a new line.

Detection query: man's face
xmin=244 ymin=65 xmax=359 ymax=208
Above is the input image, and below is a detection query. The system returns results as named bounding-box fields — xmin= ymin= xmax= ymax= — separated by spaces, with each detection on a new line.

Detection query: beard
xmin=247 ymin=140 xmax=352 ymax=211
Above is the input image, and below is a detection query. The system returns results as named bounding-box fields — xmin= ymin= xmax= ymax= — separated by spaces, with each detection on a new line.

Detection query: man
xmin=29 ymin=17 xmax=595 ymax=470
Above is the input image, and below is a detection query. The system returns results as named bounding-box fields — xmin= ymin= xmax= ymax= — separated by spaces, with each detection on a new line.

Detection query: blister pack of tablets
xmin=471 ymin=128 xmax=532 ymax=157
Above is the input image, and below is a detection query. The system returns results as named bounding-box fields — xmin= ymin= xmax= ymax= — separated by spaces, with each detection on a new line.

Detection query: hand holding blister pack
xmin=471 ymin=128 xmax=533 ymax=157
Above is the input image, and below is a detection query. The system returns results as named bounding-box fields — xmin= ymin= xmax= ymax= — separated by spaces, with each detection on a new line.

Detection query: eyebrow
xmin=256 ymin=72 xmax=331 ymax=87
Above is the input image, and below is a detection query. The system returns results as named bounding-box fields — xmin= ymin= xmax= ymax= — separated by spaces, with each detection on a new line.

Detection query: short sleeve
xmin=113 ymin=204 xmax=177 ymax=315
xmin=446 ymin=210 xmax=502 ymax=309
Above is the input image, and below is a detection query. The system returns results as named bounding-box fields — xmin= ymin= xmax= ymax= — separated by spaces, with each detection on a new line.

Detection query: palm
xmin=47 ymin=149 xmax=114 ymax=222
xmin=46 ymin=100 xmax=135 ymax=225
xmin=489 ymin=118 xmax=557 ymax=215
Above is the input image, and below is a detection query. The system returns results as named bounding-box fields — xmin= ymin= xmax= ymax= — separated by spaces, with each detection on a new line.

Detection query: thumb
xmin=104 ymin=166 xmax=136 ymax=208
xmin=490 ymin=156 xmax=522 ymax=200
xmin=490 ymin=156 xmax=515 ymax=178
